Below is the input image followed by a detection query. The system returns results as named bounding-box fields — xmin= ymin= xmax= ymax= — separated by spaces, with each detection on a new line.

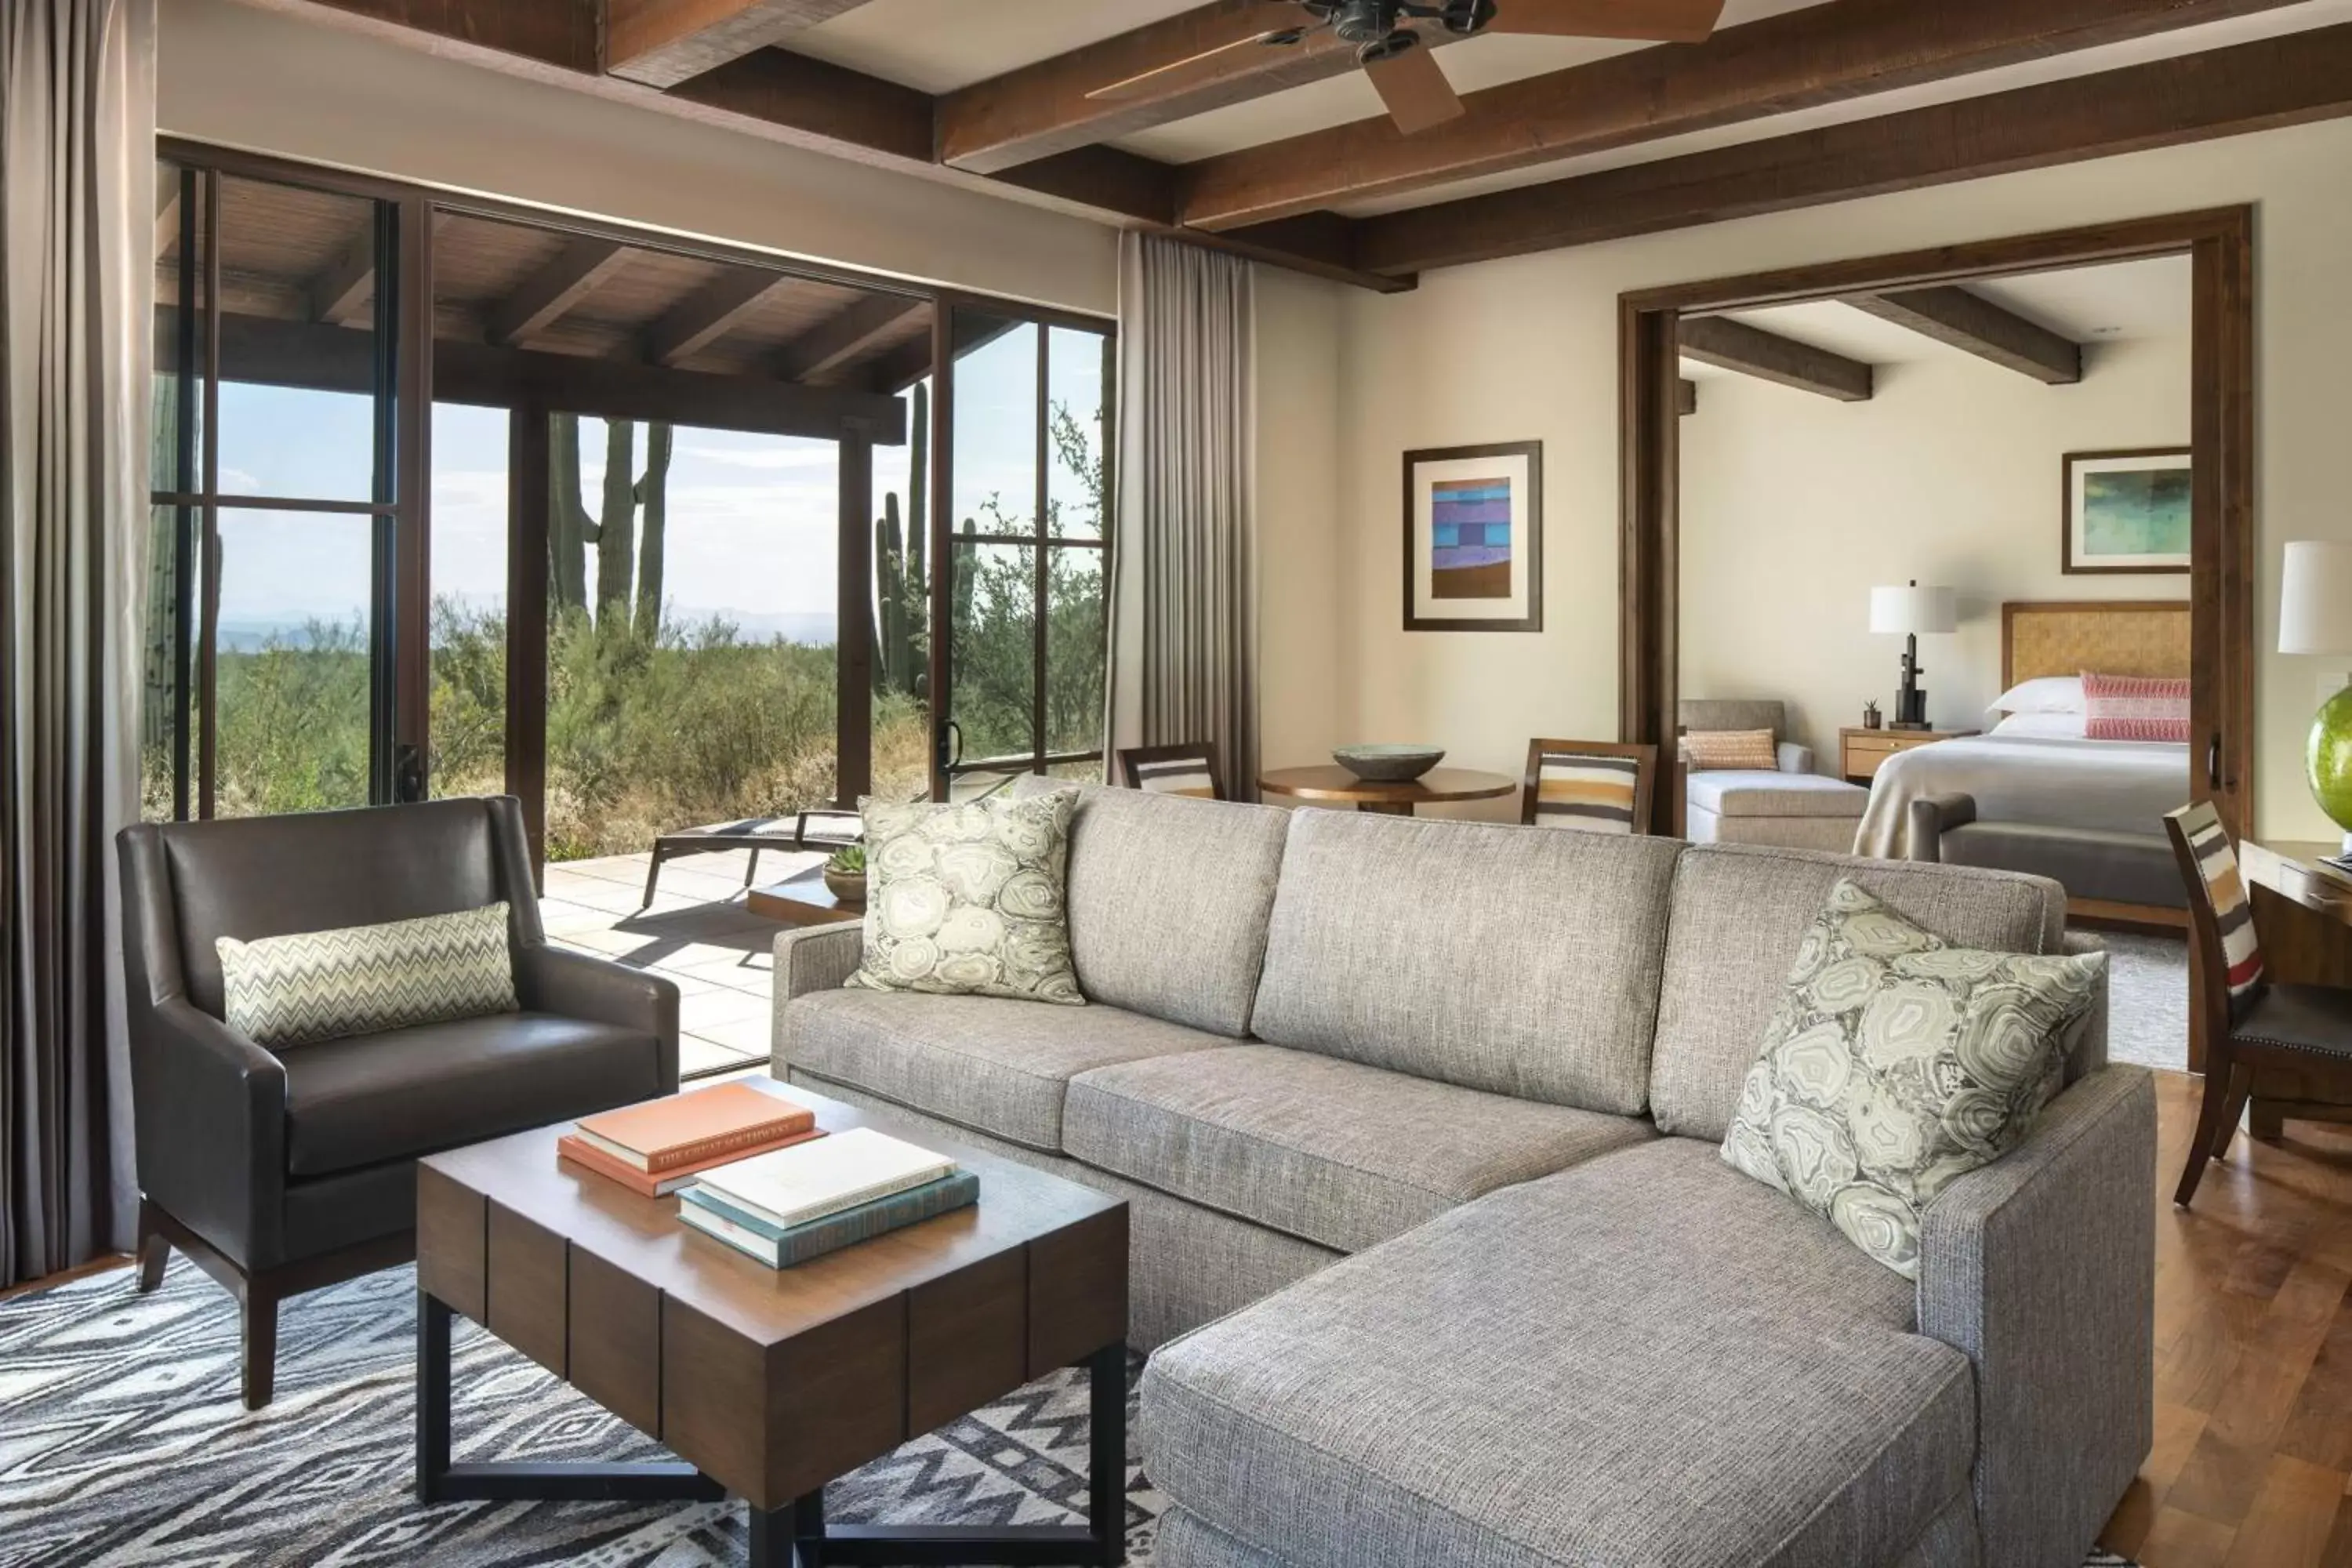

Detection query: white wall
xmin=1254 ymin=266 xmax=1348 ymax=776
xmin=1680 ymin=334 xmax=2190 ymax=769
xmin=1316 ymin=116 xmax=2352 ymax=836
xmin=160 ymin=0 xmax=1120 ymax=314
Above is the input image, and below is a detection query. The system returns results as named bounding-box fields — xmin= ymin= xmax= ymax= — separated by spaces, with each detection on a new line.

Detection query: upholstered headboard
xmin=2001 ymin=600 xmax=2190 ymax=688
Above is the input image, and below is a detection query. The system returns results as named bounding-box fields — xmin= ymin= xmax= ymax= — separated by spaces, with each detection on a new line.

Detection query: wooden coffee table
xmin=414 ymin=1078 xmax=1130 ymax=1566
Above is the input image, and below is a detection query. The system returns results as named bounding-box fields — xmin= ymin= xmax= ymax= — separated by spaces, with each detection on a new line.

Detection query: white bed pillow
xmin=1984 ymin=675 xmax=2084 ymax=730
xmin=1988 ymin=711 xmax=2089 ymax=741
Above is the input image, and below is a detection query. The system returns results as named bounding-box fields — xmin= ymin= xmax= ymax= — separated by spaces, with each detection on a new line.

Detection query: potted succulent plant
xmin=822 ymin=843 xmax=867 ymax=904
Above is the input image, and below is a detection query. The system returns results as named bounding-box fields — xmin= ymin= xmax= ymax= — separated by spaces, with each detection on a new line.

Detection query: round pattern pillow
xmin=846 ymin=789 xmax=1084 ymax=1006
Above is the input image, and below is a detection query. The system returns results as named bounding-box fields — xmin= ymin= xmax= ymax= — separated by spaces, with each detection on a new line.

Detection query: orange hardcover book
xmin=575 ymin=1082 xmax=818 ymax=1172
xmin=557 ymin=1127 xmax=826 ymax=1198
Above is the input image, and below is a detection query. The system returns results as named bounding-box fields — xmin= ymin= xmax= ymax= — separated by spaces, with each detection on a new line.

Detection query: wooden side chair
xmin=1521 ymin=740 xmax=1658 ymax=835
xmin=2164 ymin=800 xmax=2352 ymax=1204
xmin=1119 ymin=742 xmax=1225 ymax=800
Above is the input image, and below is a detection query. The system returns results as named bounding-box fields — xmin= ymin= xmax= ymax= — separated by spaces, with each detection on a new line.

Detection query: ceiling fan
xmin=1088 ymin=0 xmax=1730 ymax=136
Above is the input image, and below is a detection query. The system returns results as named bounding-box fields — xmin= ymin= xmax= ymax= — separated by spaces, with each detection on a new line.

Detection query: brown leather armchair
xmin=117 ymin=797 xmax=677 ymax=1409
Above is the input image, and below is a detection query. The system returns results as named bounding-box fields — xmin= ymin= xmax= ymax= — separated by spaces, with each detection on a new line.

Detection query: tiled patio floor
xmin=540 ymin=845 xmax=829 ymax=1080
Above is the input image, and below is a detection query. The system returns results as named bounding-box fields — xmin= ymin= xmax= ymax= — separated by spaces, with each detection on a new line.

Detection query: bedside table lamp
xmin=2278 ymin=540 xmax=2352 ymax=849
xmin=1869 ymin=582 xmax=1957 ymax=731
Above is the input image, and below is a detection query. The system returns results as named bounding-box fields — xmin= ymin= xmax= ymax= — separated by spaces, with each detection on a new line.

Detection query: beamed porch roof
xmin=157 ymin=170 xmax=929 ymax=443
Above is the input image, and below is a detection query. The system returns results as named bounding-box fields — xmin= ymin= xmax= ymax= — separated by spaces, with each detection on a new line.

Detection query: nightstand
xmin=1839 ymin=727 xmax=1978 ymax=786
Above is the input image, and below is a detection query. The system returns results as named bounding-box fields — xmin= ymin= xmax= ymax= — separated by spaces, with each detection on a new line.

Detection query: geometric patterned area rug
xmin=0 ymin=1260 xmax=2138 ymax=1566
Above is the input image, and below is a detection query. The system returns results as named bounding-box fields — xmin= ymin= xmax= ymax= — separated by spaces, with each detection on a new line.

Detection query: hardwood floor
xmin=3 ymin=1072 xmax=2343 ymax=1563
xmin=2107 ymin=1069 xmax=2352 ymax=1568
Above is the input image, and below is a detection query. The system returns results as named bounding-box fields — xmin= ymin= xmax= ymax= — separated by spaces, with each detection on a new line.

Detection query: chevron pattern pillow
xmin=216 ymin=903 xmax=519 ymax=1048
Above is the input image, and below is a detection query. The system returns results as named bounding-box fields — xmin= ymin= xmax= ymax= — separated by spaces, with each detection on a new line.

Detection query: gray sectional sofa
xmin=769 ymin=786 xmax=2155 ymax=1568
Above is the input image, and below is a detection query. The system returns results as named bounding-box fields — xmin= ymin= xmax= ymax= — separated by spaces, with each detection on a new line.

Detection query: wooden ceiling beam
xmin=663 ymin=44 xmax=933 ymax=160
xmin=775 ymin=292 xmax=928 ymax=384
xmin=1177 ymin=0 xmax=2318 ymax=230
xmin=1679 ymin=378 xmax=1698 ymax=416
xmin=307 ymin=225 xmax=382 ymax=325
xmin=1678 ymin=317 xmax=1872 ymax=401
xmin=490 ymin=238 xmax=632 ymax=346
xmin=154 ymin=173 xmax=181 ymax=261
xmin=303 ymin=0 xmax=598 ymax=71
xmin=1845 ymin=286 xmax=2082 ymax=383
xmin=644 ymin=267 xmax=802 ymax=365
xmin=606 ymin=0 xmax=880 ymax=89
xmin=1356 ymin=19 xmax=2352 ymax=275
xmin=935 ymin=1 xmax=1446 ymax=176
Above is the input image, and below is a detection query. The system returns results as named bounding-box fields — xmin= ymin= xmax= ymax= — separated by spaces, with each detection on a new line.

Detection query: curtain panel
xmin=1108 ymin=234 xmax=1258 ymax=799
xmin=1 ymin=0 xmax=154 ymax=1285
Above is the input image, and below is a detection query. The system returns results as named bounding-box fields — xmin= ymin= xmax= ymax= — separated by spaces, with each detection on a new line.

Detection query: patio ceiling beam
xmin=490 ymin=238 xmax=631 ymax=347
xmin=644 ymin=267 xmax=804 ymax=366
xmin=774 ymin=293 xmax=928 ymax=385
xmin=198 ymin=307 xmax=908 ymax=444
xmin=605 ymin=0 xmax=883 ymax=90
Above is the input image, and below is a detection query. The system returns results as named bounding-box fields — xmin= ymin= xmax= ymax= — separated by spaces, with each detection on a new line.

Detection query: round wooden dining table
xmin=1257 ymin=764 xmax=1519 ymax=817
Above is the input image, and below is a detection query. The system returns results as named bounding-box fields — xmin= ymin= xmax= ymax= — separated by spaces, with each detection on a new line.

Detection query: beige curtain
xmin=1 ymin=0 xmax=154 ymax=1285
xmin=1107 ymin=234 xmax=1258 ymax=798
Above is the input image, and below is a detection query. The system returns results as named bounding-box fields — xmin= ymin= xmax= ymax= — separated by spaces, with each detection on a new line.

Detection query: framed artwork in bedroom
xmin=1402 ymin=441 xmax=1543 ymax=632
xmin=2063 ymin=447 xmax=2192 ymax=574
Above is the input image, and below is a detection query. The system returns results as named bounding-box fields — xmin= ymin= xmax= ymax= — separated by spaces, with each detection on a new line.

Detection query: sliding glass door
xmin=146 ymin=155 xmax=426 ymax=820
xmin=931 ymin=305 xmax=1113 ymax=800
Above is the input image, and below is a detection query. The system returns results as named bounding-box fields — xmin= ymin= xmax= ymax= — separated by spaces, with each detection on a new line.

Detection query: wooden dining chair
xmin=1119 ymin=742 xmax=1225 ymax=800
xmin=2164 ymin=800 xmax=2352 ymax=1204
xmin=1521 ymin=740 xmax=1658 ymax=835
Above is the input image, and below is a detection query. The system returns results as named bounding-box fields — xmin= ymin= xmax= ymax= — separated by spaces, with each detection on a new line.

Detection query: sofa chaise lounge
xmin=770 ymin=786 xmax=2154 ymax=1568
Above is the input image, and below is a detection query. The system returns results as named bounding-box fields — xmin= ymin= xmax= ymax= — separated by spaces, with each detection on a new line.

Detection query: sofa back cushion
xmin=1249 ymin=811 xmax=1682 ymax=1113
xmin=1062 ymin=785 xmax=1291 ymax=1037
xmin=1651 ymin=844 xmax=2068 ymax=1142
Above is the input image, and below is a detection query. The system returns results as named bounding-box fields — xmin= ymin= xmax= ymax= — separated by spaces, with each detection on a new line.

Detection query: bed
xmin=1853 ymin=600 xmax=2192 ymax=925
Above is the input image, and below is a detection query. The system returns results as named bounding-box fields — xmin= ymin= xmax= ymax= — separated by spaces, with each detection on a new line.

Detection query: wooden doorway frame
xmin=1618 ymin=205 xmax=2256 ymax=1069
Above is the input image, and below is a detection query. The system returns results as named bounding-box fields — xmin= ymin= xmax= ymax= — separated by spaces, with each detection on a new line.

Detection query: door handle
xmin=935 ymin=718 xmax=964 ymax=771
xmin=2207 ymin=735 xmax=2220 ymax=790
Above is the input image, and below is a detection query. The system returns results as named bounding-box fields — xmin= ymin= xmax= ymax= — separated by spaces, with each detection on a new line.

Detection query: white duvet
xmin=1853 ymin=732 xmax=2191 ymax=859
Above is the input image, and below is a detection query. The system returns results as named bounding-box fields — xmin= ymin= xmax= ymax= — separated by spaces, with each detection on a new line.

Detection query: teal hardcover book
xmin=679 ymin=1171 xmax=979 ymax=1267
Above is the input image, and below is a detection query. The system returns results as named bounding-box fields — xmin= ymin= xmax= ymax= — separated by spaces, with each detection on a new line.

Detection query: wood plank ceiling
xmin=287 ymin=0 xmax=2352 ymax=293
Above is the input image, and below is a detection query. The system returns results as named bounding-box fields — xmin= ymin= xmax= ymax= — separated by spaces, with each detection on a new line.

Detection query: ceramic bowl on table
xmin=1332 ymin=745 xmax=1446 ymax=783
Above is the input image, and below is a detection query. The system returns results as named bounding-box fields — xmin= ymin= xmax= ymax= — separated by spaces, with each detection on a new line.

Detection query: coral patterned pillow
xmin=2081 ymin=670 xmax=2190 ymax=742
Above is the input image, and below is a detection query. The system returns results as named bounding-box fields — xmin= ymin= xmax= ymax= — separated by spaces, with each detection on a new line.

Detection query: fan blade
xmin=1365 ymin=44 xmax=1464 ymax=136
xmin=1488 ymin=0 xmax=1726 ymax=42
xmin=1086 ymin=16 xmax=1304 ymax=103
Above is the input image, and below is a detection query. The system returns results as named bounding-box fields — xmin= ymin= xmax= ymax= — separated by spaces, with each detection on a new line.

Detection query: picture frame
xmin=2063 ymin=447 xmax=2191 ymax=575
xmin=1402 ymin=441 xmax=1542 ymax=633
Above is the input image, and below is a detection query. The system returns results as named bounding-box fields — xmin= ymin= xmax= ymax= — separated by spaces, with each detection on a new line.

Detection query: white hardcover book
xmin=691 ymin=1126 xmax=955 ymax=1232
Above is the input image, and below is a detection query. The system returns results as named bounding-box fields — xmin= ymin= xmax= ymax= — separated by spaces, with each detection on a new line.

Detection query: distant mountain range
xmin=215 ymin=606 xmax=841 ymax=653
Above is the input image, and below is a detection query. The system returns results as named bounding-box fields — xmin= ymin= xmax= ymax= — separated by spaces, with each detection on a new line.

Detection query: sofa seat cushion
xmin=281 ymin=1012 xmax=662 ymax=1177
xmin=1065 ymin=1046 xmax=1650 ymax=1253
xmin=1141 ymin=1138 xmax=1975 ymax=1568
xmin=1686 ymin=770 xmax=1870 ymax=818
xmin=1250 ymin=811 xmax=1682 ymax=1114
xmin=781 ymin=989 xmax=1229 ymax=1152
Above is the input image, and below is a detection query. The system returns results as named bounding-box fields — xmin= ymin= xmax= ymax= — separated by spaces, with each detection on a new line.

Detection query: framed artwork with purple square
xmin=1403 ymin=441 xmax=1542 ymax=632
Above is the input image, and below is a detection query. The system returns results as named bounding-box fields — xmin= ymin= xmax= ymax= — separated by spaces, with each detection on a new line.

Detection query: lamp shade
xmin=2278 ymin=541 xmax=2352 ymax=655
xmin=1869 ymin=584 xmax=1957 ymax=636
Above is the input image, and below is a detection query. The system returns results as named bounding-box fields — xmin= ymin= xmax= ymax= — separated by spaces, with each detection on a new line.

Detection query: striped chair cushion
xmin=1681 ymin=728 xmax=1778 ymax=771
xmin=1132 ymin=756 xmax=1218 ymax=798
xmin=1533 ymin=753 xmax=1641 ymax=833
xmin=216 ymin=902 xmax=518 ymax=1048
xmin=2083 ymin=670 xmax=2190 ymax=742
xmin=2178 ymin=805 xmax=2264 ymax=1004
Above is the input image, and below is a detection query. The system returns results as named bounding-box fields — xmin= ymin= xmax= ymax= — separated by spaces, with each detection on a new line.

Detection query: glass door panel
xmin=208 ymin=509 xmax=376 ymax=817
xmin=935 ymin=307 xmax=1112 ymax=798
xmin=429 ymin=401 xmax=510 ymax=798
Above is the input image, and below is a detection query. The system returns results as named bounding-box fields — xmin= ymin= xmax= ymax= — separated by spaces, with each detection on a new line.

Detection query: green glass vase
xmin=2307 ymin=684 xmax=2352 ymax=833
